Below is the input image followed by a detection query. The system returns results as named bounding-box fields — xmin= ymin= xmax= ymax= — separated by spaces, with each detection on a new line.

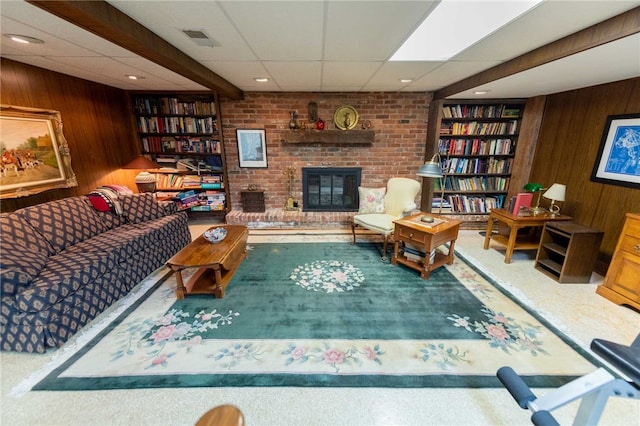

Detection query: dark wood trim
xmin=27 ymin=0 xmax=244 ymax=100
xmin=434 ymin=7 xmax=640 ymax=100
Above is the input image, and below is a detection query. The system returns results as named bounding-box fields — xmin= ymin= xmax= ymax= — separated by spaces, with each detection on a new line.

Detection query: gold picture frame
xmin=0 ymin=105 xmax=77 ymax=199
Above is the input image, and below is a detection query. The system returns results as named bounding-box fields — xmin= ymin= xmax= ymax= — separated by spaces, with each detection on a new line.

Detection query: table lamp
xmin=123 ymin=155 xmax=159 ymax=193
xmin=543 ymin=183 xmax=566 ymax=216
xmin=417 ymin=154 xmax=444 ymax=217
xmin=523 ymin=182 xmax=546 ymax=215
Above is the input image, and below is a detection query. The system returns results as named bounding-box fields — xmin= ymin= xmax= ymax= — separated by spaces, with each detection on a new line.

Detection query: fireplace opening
xmin=302 ymin=167 xmax=362 ymax=212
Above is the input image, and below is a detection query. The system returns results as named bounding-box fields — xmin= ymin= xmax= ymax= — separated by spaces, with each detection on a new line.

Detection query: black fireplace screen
xmin=302 ymin=167 xmax=362 ymax=212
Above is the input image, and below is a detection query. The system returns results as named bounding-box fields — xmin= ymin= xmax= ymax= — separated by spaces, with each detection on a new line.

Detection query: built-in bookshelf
xmin=130 ymin=92 xmax=229 ymax=217
xmin=433 ymin=100 xmax=525 ymax=218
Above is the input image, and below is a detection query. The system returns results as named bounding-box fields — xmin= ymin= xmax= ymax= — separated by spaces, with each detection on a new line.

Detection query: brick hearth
xmin=226 ymin=209 xmax=354 ymax=229
xmin=225 ymin=209 xmax=486 ymax=230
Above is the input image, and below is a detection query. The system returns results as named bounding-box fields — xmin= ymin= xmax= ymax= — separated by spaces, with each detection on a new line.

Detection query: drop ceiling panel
xmin=220 ymin=1 xmax=324 ymax=61
xmin=322 ymin=61 xmax=382 ymax=89
xmin=264 ymin=62 xmax=322 ymax=89
xmin=324 ymin=1 xmax=435 ymax=61
xmin=110 ymin=0 xmax=257 ymax=61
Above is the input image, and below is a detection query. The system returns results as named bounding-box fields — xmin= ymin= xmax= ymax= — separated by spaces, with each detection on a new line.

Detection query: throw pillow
xmin=358 ymin=187 xmax=386 ymax=214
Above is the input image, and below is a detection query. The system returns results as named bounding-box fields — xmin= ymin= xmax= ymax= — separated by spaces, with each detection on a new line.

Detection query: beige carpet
xmin=1 ymin=227 xmax=638 ymax=426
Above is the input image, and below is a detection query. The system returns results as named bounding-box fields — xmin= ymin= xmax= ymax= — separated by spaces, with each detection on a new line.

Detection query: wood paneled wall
xmin=0 ymin=59 xmax=140 ymax=212
xmin=529 ymin=77 xmax=640 ymax=271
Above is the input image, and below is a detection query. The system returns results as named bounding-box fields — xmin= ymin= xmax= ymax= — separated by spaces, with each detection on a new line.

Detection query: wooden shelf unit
xmin=431 ymin=100 xmax=525 ymax=219
xmin=535 ymin=221 xmax=604 ymax=283
xmin=596 ymin=213 xmax=640 ymax=310
xmin=130 ymin=92 xmax=230 ymax=218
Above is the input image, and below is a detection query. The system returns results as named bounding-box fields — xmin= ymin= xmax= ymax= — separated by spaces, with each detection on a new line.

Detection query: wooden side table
xmin=483 ymin=208 xmax=571 ymax=263
xmin=392 ymin=213 xmax=462 ymax=279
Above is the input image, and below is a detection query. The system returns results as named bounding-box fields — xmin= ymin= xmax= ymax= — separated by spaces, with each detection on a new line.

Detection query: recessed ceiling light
xmin=255 ymin=78 xmax=269 ymax=82
xmin=126 ymin=75 xmax=145 ymax=80
xmin=400 ymin=79 xmax=413 ymax=83
xmin=4 ymin=34 xmax=44 ymax=44
xmin=391 ymin=0 xmax=543 ymax=61
xmin=474 ymin=90 xmax=489 ymax=95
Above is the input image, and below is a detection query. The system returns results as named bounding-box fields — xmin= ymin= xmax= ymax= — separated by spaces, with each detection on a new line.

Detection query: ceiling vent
xmin=181 ymin=29 xmax=220 ymax=47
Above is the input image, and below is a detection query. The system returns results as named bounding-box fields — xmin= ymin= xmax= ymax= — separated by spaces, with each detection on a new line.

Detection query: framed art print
xmin=0 ymin=105 xmax=77 ymax=199
xmin=590 ymin=113 xmax=640 ymax=189
xmin=236 ymin=129 xmax=267 ymax=168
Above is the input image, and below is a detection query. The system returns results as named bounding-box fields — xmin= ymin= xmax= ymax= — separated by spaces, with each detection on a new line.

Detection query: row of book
xmin=156 ymin=173 xmax=224 ymax=190
xmin=442 ymin=194 xmax=507 ymax=213
xmin=142 ymin=136 xmax=221 ymax=154
xmin=137 ymin=116 xmax=218 ymax=134
xmin=441 ymin=105 xmax=521 ymax=119
xmin=435 ymin=176 xmax=510 ymax=192
xmin=133 ymin=97 xmax=216 ymax=116
xmin=441 ymin=157 xmax=511 ymax=175
xmin=173 ymin=190 xmax=226 ymax=212
xmin=438 ymin=138 xmax=514 ymax=156
xmin=401 ymin=242 xmax=436 ymax=265
xmin=440 ymin=120 xmax=519 ymax=136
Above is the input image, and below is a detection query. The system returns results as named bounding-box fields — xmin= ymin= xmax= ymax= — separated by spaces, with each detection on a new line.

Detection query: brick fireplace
xmin=302 ymin=167 xmax=361 ymax=212
xmin=220 ymin=92 xmax=431 ymax=226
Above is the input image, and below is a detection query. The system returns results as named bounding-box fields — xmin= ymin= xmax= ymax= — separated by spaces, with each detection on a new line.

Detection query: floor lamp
xmin=417 ymin=153 xmax=445 ymax=218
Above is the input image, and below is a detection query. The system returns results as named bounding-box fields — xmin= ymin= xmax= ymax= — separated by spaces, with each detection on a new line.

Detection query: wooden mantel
xmin=281 ymin=129 xmax=375 ymax=144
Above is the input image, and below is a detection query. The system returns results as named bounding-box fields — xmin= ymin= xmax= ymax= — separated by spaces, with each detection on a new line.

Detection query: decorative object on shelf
xmin=123 ymin=155 xmax=160 ymax=193
xmin=247 ymin=183 xmax=258 ymax=191
xmin=308 ymin=102 xmax=318 ymax=123
xmin=283 ymin=166 xmax=299 ymax=211
xmin=333 ymin=105 xmax=359 ymax=130
xmin=361 ymin=120 xmax=372 ymax=129
xmin=236 ymin=129 xmax=267 ymax=168
xmin=289 ymin=111 xmax=297 ymax=130
xmin=0 ymin=105 xmax=78 ymax=199
xmin=590 ymin=113 xmax=640 ymax=189
xmin=542 ymin=183 xmax=566 ymax=216
xmin=315 ymin=118 xmax=325 ymax=130
xmin=203 ymin=227 xmax=227 ymax=243
xmin=417 ymin=153 xmax=447 ymax=215
xmin=523 ymin=182 xmax=546 ymax=215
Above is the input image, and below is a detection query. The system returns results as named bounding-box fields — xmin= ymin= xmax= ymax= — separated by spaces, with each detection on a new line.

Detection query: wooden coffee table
xmin=392 ymin=212 xmax=462 ymax=279
xmin=166 ymin=225 xmax=249 ymax=299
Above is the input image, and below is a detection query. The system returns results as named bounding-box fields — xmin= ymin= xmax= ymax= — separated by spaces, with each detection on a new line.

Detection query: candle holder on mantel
xmin=283 ymin=166 xmax=300 ymax=211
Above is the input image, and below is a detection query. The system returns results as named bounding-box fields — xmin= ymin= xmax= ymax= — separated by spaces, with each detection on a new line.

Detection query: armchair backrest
xmin=384 ymin=178 xmax=421 ymax=217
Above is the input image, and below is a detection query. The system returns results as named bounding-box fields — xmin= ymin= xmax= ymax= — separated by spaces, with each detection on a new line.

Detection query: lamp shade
xmin=543 ymin=183 xmax=566 ymax=201
xmin=122 ymin=155 xmax=159 ymax=170
xmin=417 ymin=155 xmax=443 ymax=178
xmin=523 ymin=182 xmax=544 ymax=192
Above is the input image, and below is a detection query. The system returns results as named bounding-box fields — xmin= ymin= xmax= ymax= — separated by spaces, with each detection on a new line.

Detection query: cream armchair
xmin=351 ymin=177 xmax=421 ymax=260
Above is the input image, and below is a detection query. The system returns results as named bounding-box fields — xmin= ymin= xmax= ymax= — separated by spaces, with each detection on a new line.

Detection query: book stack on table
xmin=402 ymin=242 xmax=435 ymax=264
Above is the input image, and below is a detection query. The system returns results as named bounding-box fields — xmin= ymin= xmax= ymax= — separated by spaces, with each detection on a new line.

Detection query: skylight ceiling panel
xmin=221 ymin=1 xmax=323 ymax=61
xmin=322 ymin=61 xmax=382 ymax=89
xmin=453 ymin=1 xmax=640 ymax=62
xmin=324 ymin=1 xmax=435 ymax=61
xmin=109 ymin=0 xmax=256 ymax=61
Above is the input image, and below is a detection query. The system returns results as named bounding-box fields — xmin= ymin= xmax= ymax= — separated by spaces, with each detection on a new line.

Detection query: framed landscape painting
xmin=590 ymin=113 xmax=640 ymax=189
xmin=236 ymin=128 xmax=267 ymax=168
xmin=0 ymin=105 xmax=77 ymax=198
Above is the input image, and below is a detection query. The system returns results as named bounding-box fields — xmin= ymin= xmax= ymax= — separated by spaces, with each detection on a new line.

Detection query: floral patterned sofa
xmin=0 ymin=193 xmax=191 ymax=353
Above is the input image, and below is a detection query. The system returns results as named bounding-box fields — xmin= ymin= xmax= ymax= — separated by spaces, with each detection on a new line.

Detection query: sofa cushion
xmin=66 ymin=224 xmax=152 ymax=261
xmin=14 ymin=251 xmax=117 ymax=313
xmin=120 ymin=193 xmax=164 ymax=224
xmin=0 ymin=212 xmax=55 ymax=256
xmin=0 ymin=238 xmax=49 ymax=297
xmin=19 ymin=197 xmax=108 ymax=253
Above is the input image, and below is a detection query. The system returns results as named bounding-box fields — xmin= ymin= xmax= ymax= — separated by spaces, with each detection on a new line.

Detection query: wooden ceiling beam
xmin=27 ymin=0 xmax=244 ymax=100
xmin=434 ymin=6 xmax=640 ymax=100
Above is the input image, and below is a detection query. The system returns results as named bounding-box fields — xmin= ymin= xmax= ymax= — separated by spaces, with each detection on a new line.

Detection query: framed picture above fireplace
xmin=236 ymin=129 xmax=267 ymax=168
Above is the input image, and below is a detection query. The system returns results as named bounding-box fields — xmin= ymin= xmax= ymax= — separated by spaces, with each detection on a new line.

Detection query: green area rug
xmin=31 ymin=242 xmax=601 ymax=391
